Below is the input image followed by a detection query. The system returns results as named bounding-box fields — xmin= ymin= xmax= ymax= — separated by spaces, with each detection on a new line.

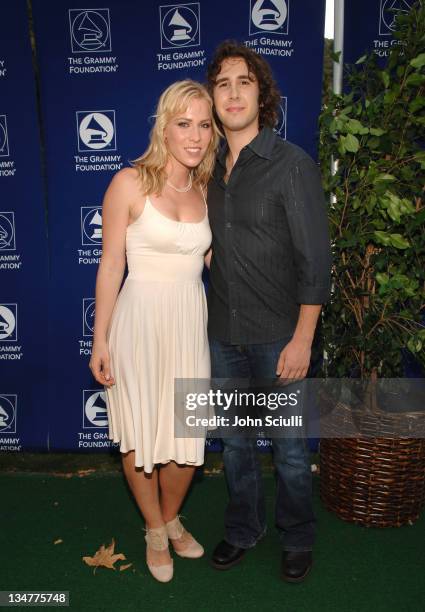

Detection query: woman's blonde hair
xmin=132 ymin=80 xmax=220 ymax=194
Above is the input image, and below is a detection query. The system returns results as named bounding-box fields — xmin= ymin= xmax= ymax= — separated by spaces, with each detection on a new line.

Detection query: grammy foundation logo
xmin=250 ymin=0 xmax=289 ymax=36
xmin=76 ymin=111 xmax=117 ymax=152
xmin=0 ymin=115 xmax=10 ymax=157
xmin=0 ymin=212 xmax=16 ymax=251
xmin=379 ymin=0 xmax=413 ymax=35
xmin=81 ymin=207 xmax=102 ymax=245
xmin=0 ymin=395 xmax=17 ymax=433
xmin=160 ymin=3 xmax=200 ymax=49
xmin=83 ymin=390 xmax=108 ymax=428
xmin=0 ymin=304 xmax=17 ymax=342
xmin=69 ymin=9 xmax=112 ymax=53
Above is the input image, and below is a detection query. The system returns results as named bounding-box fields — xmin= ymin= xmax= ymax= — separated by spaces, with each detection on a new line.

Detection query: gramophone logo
xmin=0 ymin=395 xmax=17 ymax=434
xmin=160 ymin=3 xmax=200 ymax=49
xmin=77 ymin=110 xmax=116 ymax=152
xmin=0 ymin=304 xmax=17 ymax=342
xmin=81 ymin=206 xmax=102 ymax=245
xmin=250 ymin=0 xmax=289 ymax=36
xmin=83 ymin=298 xmax=96 ymax=337
xmin=275 ymin=96 xmax=287 ymax=139
xmin=0 ymin=212 xmax=16 ymax=251
xmin=379 ymin=0 xmax=413 ymax=35
xmin=0 ymin=115 xmax=10 ymax=157
xmin=83 ymin=389 xmax=108 ymax=428
xmin=69 ymin=9 xmax=112 ymax=53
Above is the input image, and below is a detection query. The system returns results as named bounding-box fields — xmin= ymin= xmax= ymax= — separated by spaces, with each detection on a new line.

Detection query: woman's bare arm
xmin=204 ymin=248 xmax=212 ymax=269
xmin=89 ymin=167 xmax=140 ymax=385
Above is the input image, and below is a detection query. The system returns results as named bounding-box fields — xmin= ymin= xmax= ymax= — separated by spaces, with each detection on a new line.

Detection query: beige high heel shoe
xmin=166 ymin=516 xmax=204 ymax=559
xmin=145 ymin=526 xmax=173 ymax=582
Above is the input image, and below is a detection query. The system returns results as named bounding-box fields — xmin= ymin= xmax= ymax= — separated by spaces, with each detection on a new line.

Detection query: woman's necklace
xmin=166 ymin=172 xmax=192 ymax=193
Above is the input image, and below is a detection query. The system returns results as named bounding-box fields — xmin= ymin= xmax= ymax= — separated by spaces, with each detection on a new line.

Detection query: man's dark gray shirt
xmin=207 ymin=126 xmax=332 ymax=345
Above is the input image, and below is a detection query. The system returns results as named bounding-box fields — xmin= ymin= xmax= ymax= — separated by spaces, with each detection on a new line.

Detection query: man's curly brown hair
xmin=206 ymin=40 xmax=282 ymax=131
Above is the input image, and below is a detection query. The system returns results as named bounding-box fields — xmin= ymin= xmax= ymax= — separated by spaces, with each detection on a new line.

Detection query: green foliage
xmin=322 ymin=38 xmax=334 ymax=104
xmin=319 ymin=2 xmax=425 ymax=378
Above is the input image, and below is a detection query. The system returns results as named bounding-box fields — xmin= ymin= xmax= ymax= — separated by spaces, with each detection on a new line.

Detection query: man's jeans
xmin=210 ymin=338 xmax=316 ymax=552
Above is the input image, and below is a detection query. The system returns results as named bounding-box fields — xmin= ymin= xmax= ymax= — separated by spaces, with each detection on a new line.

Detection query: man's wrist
xmin=291 ymin=332 xmax=314 ymax=346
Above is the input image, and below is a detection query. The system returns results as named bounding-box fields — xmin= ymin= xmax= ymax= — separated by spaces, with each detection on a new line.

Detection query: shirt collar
xmin=217 ymin=126 xmax=276 ymax=168
xmin=247 ymin=126 xmax=276 ymax=159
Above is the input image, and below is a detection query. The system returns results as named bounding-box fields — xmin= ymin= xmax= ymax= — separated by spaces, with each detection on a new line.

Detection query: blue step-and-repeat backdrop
xmin=344 ymin=0 xmax=416 ymax=65
xmin=0 ymin=1 xmax=49 ymax=454
xmin=1 ymin=0 xmax=417 ymax=458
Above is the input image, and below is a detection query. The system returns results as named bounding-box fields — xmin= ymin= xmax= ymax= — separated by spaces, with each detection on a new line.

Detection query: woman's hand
xmin=89 ymin=342 xmax=115 ymax=387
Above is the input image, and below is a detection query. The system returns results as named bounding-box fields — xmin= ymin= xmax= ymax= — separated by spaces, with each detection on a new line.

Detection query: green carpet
xmin=1 ymin=470 xmax=424 ymax=612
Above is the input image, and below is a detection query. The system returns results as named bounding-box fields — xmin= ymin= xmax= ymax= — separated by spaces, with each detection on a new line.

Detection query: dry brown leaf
xmin=77 ymin=469 xmax=96 ymax=477
xmin=119 ymin=563 xmax=132 ymax=572
xmin=54 ymin=539 xmax=63 ymax=545
xmin=82 ymin=539 xmax=126 ymax=572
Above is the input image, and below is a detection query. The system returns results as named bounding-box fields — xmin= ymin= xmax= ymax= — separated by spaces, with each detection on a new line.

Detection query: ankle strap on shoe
xmin=166 ymin=516 xmax=185 ymax=539
xmin=145 ymin=526 xmax=169 ymax=551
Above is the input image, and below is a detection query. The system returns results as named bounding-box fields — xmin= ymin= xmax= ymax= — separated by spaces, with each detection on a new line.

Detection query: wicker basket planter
xmin=319 ymin=400 xmax=425 ymax=527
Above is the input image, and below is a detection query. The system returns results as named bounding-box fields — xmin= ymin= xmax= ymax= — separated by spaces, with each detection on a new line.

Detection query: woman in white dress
xmin=89 ymin=81 xmax=219 ymax=582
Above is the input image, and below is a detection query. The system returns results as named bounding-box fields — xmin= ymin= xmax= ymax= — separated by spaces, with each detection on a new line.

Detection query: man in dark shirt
xmin=206 ymin=41 xmax=331 ymax=582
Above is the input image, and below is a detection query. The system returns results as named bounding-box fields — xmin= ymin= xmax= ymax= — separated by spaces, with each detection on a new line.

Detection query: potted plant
xmin=318 ymin=2 xmax=425 ymax=526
